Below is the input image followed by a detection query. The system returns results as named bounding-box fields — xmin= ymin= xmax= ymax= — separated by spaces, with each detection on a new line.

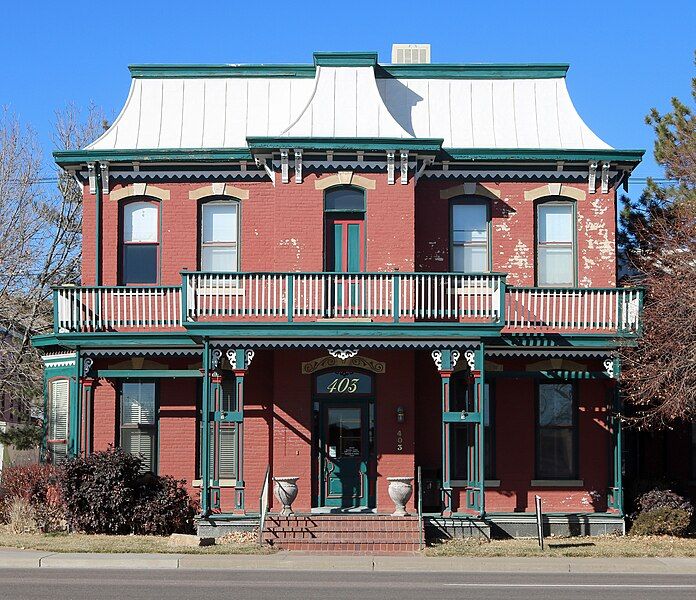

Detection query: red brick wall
xmin=158 ymin=379 xmax=197 ymax=483
xmin=415 ymin=181 xmax=616 ymax=287
xmin=92 ymin=380 xmax=117 ymax=451
xmin=82 ymin=173 xmax=416 ymax=284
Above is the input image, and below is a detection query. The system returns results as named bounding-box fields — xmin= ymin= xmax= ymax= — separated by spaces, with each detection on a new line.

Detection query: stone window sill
xmin=191 ymin=479 xmax=237 ymax=488
xmin=531 ymin=479 xmax=584 ymax=487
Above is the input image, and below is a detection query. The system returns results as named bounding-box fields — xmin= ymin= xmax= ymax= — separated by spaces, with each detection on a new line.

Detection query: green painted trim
xmin=32 ymin=332 xmax=199 ymax=348
xmin=97 ymin=369 xmax=203 ymax=378
xmin=487 ymin=370 xmax=611 ymax=379
xmin=95 ymin=166 xmax=103 ymax=286
xmin=443 ymin=411 xmax=481 ymax=423
xmin=313 ymin=52 xmax=378 ymax=67
xmin=246 ymin=137 xmax=444 ymax=152
xmin=129 ymin=64 xmax=317 ymax=78
xmin=443 ymin=148 xmax=645 ymax=163
xmin=53 ymin=148 xmax=253 ymax=166
xmin=128 ymin=62 xmax=569 ymax=80
xmin=379 ymin=63 xmax=569 ymax=79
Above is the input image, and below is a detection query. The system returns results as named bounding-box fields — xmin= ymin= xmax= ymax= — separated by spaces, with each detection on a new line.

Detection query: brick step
xmin=263 ymin=531 xmax=420 ymax=541
xmin=263 ymin=524 xmax=421 ymax=533
xmin=266 ymin=539 xmax=421 ymax=553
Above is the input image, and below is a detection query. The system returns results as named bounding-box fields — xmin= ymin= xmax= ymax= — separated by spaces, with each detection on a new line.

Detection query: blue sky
xmin=1 ymin=0 xmax=694 ymax=191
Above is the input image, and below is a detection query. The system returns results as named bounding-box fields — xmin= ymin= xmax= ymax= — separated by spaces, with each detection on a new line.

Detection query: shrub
xmin=0 ymin=464 xmax=64 ymax=532
xmin=634 ymin=488 xmax=694 ymax=518
xmin=630 ymin=507 xmax=692 ymax=537
xmin=60 ymin=447 xmax=195 ymax=536
xmin=6 ymin=498 xmax=39 ymax=534
xmin=132 ymin=473 xmax=195 ymax=536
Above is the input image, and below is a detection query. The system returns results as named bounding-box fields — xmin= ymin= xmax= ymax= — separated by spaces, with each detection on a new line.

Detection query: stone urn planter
xmin=273 ymin=476 xmax=299 ymax=516
xmin=387 ymin=477 xmax=413 ymax=516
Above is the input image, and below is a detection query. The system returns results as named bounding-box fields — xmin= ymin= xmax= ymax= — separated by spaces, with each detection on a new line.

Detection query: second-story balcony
xmin=53 ymin=272 xmax=643 ymax=338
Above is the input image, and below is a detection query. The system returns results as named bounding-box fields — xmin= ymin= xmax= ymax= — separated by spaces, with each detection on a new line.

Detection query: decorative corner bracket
xmin=254 ymin=157 xmax=275 ymax=187
xmin=87 ymin=162 xmax=97 ymax=195
xmin=588 ymin=161 xmax=598 ymax=193
xmin=601 ymin=162 xmax=610 ymax=194
xmin=400 ymin=150 xmax=409 ymax=184
xmin=226 ymin=348 xmax=255 ymax=371
xmin=99 ymin=162 xmax=110 ymax=194
xmin=294 ymin=149 xmax=303 ymax=184
xmin=280 ymin=149 xmax=289 ymax=184
xmin=387 ymin=151 xmax=395 ymax=185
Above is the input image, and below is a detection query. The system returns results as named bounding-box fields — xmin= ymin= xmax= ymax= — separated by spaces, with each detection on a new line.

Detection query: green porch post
xmin=79 ymin=357 xmax=96 ymax=455
xmin=68 ymin=349 xmax=81 ymax=457
xmin=201 ymin=339 xmax=212 ymax=515
xmin=472 ymin=344 xmax=486 ymax=517
xmin=227 ymin=347 xmax=254 ymax=511
xmin=433 ymin=348 xmax=457 ymax=516
xmin=607 ymin=356 xmax=623 ymax=515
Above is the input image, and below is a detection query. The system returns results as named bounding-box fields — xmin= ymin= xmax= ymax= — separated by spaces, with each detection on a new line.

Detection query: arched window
xmin=200 ymin=200 xmax=239 ymax=271
xmin=536 ymin=200 xmax=576 ymax=286
xmin=47 ymin=378 xmax=69 ymax=463
xmin=324 ymin=186 xmax=365 ymax=273
xmin=121 ymin=200 xmax=159 ymax=284
xmin=450 ymin=198 xmax=490 ymax=273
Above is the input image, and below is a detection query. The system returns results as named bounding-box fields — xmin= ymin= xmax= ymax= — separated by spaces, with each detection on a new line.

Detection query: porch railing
xmin=504 ymin=287 xmax=642 ymax=334
xmin=55 ymin=285 xmax=182 ymax=332
xmin=183 ymin=272 xmax=505 ymax=324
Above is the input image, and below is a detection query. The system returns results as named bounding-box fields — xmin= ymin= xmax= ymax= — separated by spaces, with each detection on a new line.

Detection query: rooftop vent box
xmin=391 ymin=44 xmax=431 ymax=64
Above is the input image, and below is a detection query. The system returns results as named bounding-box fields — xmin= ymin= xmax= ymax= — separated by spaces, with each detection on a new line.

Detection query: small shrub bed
xmin=0 ymin=464 xmax=64 ymax=532
xmin=60 ymin=448 xmax=196 ymax=536
xmin=629 ymin=487 xmax=694 ymax=537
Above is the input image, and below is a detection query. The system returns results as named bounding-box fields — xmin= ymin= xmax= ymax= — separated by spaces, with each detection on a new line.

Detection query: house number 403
xmin=396 ymin=429 xmax=404 ymax=452
xmin=326 ymin=377 xmax=360 ymax=393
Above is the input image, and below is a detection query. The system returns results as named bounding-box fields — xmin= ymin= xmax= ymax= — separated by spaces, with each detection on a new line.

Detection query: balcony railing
xmin=183 ymin=272 xmax=504 ymax=324
xmin=52 ymin=273 xmax=642 ymax=336
xmin=55 ymin=285 xmax=182 ymax=332
xmin=504 ymin=287 xmax=642 ymax=335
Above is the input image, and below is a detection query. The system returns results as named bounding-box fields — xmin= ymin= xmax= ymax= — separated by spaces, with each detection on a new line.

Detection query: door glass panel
xmin=327 ymin=407 xmax=362 ymax=458
xmin=347 ymin=224 xmax=361 ymax=271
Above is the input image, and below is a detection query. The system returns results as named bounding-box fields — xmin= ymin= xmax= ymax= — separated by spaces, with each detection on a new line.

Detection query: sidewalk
xmin=2 ymin=548 xmax=696 ymax=573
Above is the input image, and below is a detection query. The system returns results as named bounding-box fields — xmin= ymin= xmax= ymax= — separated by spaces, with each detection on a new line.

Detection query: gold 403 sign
xmin=325 ymin=377 xmax=361 ymax=394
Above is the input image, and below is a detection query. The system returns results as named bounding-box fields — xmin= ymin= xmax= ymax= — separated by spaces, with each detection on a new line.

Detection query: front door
xmin=319 ymin=401 xmax=369 ymax=509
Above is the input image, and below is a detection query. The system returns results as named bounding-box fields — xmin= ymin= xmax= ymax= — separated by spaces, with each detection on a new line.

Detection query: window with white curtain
xmin=537 ymin=202 xmax=575 ymax=286
xmin=120 ymin=381 xmax=157 ymax=472
xmin=452 ymin=201 xmax=489 ymax=272
xmin=47 ymin=379 xmax=69 ymax=463
xmin=201 ymin=202 xmax=238 ymax=271
xmin=121 ymin=201 xmax=159 ymax=284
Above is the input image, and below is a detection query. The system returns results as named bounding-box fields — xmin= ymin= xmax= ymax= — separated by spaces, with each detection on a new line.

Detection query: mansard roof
xmin=56 ymin=52 xmax=643 ymax=166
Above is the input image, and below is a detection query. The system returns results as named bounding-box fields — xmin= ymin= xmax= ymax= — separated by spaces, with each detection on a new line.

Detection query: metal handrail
xmin=258 ymin=464 xmax=271 ymax=545
xmin=417 ymin=465 xmax=424 ymax=550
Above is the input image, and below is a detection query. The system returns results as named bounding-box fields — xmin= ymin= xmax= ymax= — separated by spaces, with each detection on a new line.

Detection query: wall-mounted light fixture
xmin=396 ymin=405 xmax=405 ymax=423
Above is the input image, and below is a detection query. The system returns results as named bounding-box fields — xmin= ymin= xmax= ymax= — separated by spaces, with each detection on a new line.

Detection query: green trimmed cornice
xmin=247 ymin=137 xmax=444 ymax=152
xmin=443 ymin=148 xmax=645 ymax=164
xmin=313 ymin=52 xmax=378 ymax=67
xmin=53 ymin=148 xmax=253 ymax=167
xmin=129 ymin=62 xmax=569 ymax=80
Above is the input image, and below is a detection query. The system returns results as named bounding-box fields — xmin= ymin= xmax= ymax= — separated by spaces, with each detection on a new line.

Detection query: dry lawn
xmin=426 ymin=535 xmax=696 ymax=557
xmin=0 ymin=530 xmax=274 ymax=555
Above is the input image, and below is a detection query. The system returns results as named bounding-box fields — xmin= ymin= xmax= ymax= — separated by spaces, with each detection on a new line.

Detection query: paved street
xmin=1 ymin=568 xmax=696 ymax=600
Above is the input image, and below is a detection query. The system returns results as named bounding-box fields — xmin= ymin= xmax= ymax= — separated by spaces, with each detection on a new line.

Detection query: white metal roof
xmin=87 ymin=65 xmax=611 ymax=151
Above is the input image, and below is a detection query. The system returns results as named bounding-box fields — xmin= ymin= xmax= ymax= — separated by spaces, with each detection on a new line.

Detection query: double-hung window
xmin=120 ymin=381 xmax=157 ymax=472
xmin=536 ymin=383 xmax=577 ymax=479
xmin=47 ymin=379 xmax=69 ymax=463
xmin=201 ymin=202 xmax=238 ymax=271
xmin=537 ymin=202 xmax=575 ymax=286
xmin=121 ymin=201 xmax=159 ymax=284
xmin=451 ymin=201 xmax=489 ymax=273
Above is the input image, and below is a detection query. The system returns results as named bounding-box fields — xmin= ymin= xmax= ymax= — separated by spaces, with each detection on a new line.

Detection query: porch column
xmin=201 ymin=340 xmax=212 ymax=515
xmin=227 ymin=348 xmax=255 ymax=511
xmin=431 ymin=348 xmax=458 ymax=516
xmin=467 ymin=344 xmax=486 ymax=517
xmin=607 ymin=356 xmax=623 ymax=514
xmin=79 ymin=357 xmax=96 ymax=455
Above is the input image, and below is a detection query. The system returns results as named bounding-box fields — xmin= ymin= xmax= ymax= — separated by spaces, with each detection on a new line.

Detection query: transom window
xmin=121 ymin=200 xmax=159 ymax=284
xmin=324 ymin=186 xmax=365 ymax=213
xmin=47 ymin=379 xmax=69 ymax=464
xmin=537 ymin=201 xmax=575 ymax=286
xmin=536 ymin=383 xmax=577 ymax=479
xmin=451 ymin=201 xmax=489 ymax=273
xmin=201 ymin=201 xmax=239 ymax=271
xmin=120 ymin=381 xmax=157 ymax=473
